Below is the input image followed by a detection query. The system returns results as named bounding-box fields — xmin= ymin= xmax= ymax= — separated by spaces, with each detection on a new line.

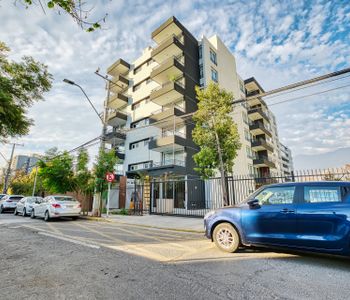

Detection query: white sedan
xmin=31 ymin=195 xmax=81 ymax=221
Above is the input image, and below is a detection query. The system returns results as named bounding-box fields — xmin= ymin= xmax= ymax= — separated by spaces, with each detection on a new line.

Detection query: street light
xmin=63 ymin=78 xmax=105 ymax=125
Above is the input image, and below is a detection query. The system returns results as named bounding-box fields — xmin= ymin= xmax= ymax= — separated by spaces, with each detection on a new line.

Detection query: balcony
xmin=109 ymin=74 xmax=129 ymax=92
xmin=246 ymin=90 xmax=267 ymax=107
xmin=151 ymin=34 xmax=184 ymax=64
xmin=104 ymin=129 xmax=126 ymax=146
xmin=107 ymin=92 xmax=128 ymax=109
xmin=149 ymin=132 xmax=187 ymax=152
xmin=107 ymin=111 xmax=127 ymax=127
xmin=249 ymin=122 xmax=272 ymax=137
xmin=151 ymin=16 xmax=184 ymax=44
xmin=150 ymin=55 xmax=185 ymax=84
xmin=107 ymin=59 xmax=130 ymax=77
xmin=150 ymin=80 xmax=185 ymax=106
xmin=126 ymin=159 xmax=186 ymax=177
xmin=248 ymin=107 xmax=269 ymax=122
xmin=150 ymin=105 xmax=185 ymax=128
xmin=253 ymin=157 xmax=276 ymax=168
xmin=251 ymin=139 xmax=274 ymax=152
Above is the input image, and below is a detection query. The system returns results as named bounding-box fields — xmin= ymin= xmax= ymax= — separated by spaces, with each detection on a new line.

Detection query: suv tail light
xmin=52 ymin=203 xmax=61 ymax=208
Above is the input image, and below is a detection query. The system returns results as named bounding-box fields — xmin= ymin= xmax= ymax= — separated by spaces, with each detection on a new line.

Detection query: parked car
xmin=0 ymin=195 xmax=24 ymax=213
xmin=31 ymin=195 xmax=81 ymax=221
xmin=204 ymin=181 xmax=350 ymax=256
xmin=14 ymin=196 xmax=43 ymax=217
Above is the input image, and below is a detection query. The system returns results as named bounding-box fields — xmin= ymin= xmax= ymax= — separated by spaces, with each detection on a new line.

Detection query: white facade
xmin=199 ymin=35 xmax=253 ymax=176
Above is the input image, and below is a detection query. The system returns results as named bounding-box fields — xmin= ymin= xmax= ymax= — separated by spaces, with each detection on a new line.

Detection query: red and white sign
xmin=105 ymin=172 xmax=115 ymax=182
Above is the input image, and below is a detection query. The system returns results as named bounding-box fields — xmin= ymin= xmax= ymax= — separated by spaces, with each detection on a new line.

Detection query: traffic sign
xmin=106 ymin=172 xmax=115 ymax=182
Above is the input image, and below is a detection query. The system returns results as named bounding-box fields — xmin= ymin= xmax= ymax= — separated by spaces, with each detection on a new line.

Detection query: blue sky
xmin=0 ymin=0 xmax=349 ymax=168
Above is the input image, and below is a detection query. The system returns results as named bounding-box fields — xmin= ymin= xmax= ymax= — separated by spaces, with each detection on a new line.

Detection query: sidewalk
xmin=82 ymin=214 xmax=204 ymax=233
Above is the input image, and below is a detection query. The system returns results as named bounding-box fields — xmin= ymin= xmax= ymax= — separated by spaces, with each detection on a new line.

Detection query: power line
xmin=268 ymin=82 xmax=350 ymax=107
xmin=264 ymin=73 xmax=350 ymax=100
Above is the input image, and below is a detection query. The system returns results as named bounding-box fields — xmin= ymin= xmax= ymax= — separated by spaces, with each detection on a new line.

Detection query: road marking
xmin=37 ymin=232 xmax=100 ymax=249
xmin=46 ymin=222 xmax=63 ymax=235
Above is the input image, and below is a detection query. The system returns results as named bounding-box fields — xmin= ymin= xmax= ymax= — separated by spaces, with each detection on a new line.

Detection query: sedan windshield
xmin=54 ymin=196 xmax=76 ymax=202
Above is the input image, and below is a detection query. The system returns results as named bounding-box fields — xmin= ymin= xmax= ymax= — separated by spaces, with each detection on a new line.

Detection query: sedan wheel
xmin=44 ymin=211 xmax=50 ymax=222
xmin=30 ymin=209 xmax=36 ymax=219
xmin=22 ymin=208 xmax=26 ymax=217
xmin=213 ymin=223 xmax=240 ymax=253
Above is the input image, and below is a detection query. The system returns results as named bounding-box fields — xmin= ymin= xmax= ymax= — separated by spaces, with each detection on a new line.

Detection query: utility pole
xmin=32 ymin=166 xmax=38 ymax=196
xmin=2 ymin=143 xmax=23 ymax=194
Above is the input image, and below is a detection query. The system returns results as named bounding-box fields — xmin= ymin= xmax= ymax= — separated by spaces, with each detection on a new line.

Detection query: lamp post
xmin=63 ymin=79 xmax=109 ymax=216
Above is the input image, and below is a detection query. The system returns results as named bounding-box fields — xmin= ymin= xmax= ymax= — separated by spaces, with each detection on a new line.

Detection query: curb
xmin=80 ymin=216 xmax=204 ymax=234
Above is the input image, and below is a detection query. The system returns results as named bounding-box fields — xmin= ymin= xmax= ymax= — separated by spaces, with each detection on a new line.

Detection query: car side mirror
xmin=247 ymin=199 xmax=260 ymax=208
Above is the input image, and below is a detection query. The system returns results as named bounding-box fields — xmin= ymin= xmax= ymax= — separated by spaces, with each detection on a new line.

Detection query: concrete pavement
xmin=83 ymin=214 xmax=205 ymax=233
xmin=1 ymin=213 xmax=350 ymax=300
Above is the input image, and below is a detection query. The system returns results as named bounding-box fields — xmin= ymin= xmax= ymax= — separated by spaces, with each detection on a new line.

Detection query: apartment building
xmin=104 ymin=16 xmax=291 ymax=182
xmin=11 ymin=155 xmax=39 ymax=174
xmin=279 ymin=142 xmax=294 ymax=176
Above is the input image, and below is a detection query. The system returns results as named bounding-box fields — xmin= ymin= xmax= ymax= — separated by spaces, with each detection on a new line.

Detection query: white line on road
xmin=38 ymin=231 xmax=100 ymax=249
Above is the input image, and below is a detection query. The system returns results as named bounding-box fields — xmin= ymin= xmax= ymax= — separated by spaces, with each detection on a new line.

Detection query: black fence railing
xmin=148 ymin=168 xmax=350 ymax=217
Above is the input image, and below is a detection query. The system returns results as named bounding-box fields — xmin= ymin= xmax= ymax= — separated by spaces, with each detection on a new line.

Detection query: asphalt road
xmin=1 ymin=213 xmax=350 ymax=300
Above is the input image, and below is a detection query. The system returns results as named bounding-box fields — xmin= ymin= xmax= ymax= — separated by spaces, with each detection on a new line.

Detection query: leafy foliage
xmin=193 ymin=82 xmax=241 ymax=178
xmin=73 ymin=148 xmax=94 ymax=195
xmin=93 ymin=149 xmax=119 ymax=193
xmin=38 ymin=148 xmax=75 ymax=194
xmin=19 ymin=0 xmax=107 ymax=32
xmin=0 ymin=41 xmax=52 ymax=141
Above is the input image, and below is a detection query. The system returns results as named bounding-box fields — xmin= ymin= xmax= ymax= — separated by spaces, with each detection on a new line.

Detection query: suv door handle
xmin=280 ymin=208 xmax=295 ymax=214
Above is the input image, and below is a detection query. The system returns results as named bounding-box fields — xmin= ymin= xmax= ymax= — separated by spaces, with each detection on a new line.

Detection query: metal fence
xmin=148 ymin=168 xmax=350 ymax=217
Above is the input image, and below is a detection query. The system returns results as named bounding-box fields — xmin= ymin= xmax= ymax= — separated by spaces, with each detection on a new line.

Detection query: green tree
xmin=193 ymin=83 xmax=241 ymax=206
xmin=0 ymin=41 xmax=52 ymax=141
xmin=38 ymin=148 xmax=75 ymax=194
xmin=18 ymin=0 xmax=108 ymax=32
xmin=8 ymin=170 xmax=33 ymax=195
xmin=92 ymin=149 xmax=118 ymax=216
xmin=73 ymin=148 xmax=94 ymax=195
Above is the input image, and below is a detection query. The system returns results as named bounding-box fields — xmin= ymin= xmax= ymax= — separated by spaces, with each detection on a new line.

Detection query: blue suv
xmin=204 ymin=182 xmax=350 ymax=255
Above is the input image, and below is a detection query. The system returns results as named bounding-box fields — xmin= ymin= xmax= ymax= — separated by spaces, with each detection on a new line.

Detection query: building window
xmin=239 ymin=81 xmax=245 ymax=93
xmin=130 ymin=118 xmax=149 ymax=128
xmin=131 ymin=102 xmax=140 ymax=110
xmin=130 ymin=138 xmax=150 ymax=150
xmin=210 ymin=49 xmax=217 ymax=65
xmin=244 ymin=129 xmax=250 ymax=142
xmin=198 ymin=45 xmax=202 ymax=59
xmin=133 ymin=83 xmax=141 ymax=92
xmin=242 ymin=112 xmax=249 ymax=125
xmin=134 ymin=66 xmax=142 ymax=74
xmin=211 ymin=68 xmax=218 ymax=83
xmin=199 ymin=65 xmax=203 ymax=79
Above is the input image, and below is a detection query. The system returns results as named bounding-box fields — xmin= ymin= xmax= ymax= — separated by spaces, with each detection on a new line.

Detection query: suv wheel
xmin=213 ymin=223 xmax=240 ymax=253
xmin=14 ymin=208 xmax=18 ymax=215
xmin=0 ymin=206 xmax=3 ymax=214
xmin=30 ymin=209 xmax=35 ymax=219
xmin=44 ymin=211 xmax=50 ymax=222
xmin=22 ymin=208 xmax=26 ymax=217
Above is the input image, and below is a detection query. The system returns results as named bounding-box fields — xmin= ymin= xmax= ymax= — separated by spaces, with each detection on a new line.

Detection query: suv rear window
xmin=304 ymin=186 xmax=341 ymax=203
xmin=9 ymin=197 xmax=23 ymax=201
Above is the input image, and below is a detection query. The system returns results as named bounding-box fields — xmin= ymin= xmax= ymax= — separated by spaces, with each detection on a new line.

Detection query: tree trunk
xmin=214 ymin=128 xmax=229 ymax=206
